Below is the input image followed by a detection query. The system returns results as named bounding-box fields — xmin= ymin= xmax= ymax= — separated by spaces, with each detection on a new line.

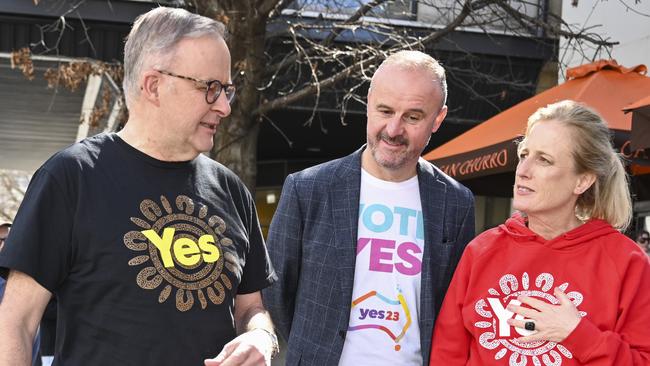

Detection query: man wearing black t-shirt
xmin=0 ymin=7 xmax=278 ymax=366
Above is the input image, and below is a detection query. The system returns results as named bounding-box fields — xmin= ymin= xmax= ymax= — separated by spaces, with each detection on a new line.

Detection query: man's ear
xmin=431 ymin=105 xmax=448 ymax=133
xmin=140 ymin=70 xmax=162 ymax=106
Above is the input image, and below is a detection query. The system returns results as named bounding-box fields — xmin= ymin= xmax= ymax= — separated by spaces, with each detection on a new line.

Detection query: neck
xmin=526 ymin=211 xmax=584 ymax=240
xmin=361 ymin=149 xmax=417 ymax=182
xmin=117 ymin=116 xmax=198 ymax=162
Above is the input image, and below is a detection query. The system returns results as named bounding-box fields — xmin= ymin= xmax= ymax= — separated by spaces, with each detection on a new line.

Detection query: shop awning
xmin=423 ymin=60 xmax=650 ymax=196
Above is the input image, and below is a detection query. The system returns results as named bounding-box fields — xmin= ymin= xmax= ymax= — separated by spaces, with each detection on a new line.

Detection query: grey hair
xmin=370 ymin=50 xmax=447 ymax=107
xmin=122 ymin=7 xmax=226 ymax=108
xmin=519 ymin=100 xmax=632 ymax=230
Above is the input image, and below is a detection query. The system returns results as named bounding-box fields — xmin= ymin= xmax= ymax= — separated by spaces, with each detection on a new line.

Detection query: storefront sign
xmin=440 ymin=148 xmax=509 ymax=178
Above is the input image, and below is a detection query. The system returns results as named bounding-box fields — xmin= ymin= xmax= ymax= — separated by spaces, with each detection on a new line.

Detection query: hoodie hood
xmin=499 ymin=212 xmax=618 ymax=250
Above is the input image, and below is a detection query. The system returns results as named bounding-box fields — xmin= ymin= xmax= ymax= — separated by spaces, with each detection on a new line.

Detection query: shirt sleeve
xmin=560 ymin=249 xmax=650 ymax=365
xmin=0 ymin=167 xmax=75 ymax=292
xmin=237 ymin=182 xmax=277 ymax=294
xmin=429 ymin=244 xmax=474 ymax=365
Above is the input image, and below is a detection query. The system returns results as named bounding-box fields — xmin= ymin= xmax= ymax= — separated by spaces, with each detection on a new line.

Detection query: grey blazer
xmin=262 ymin=147 xmax=475 ymax=365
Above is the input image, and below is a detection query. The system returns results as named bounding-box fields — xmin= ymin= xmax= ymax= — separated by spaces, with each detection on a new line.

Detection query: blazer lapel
xmin=331 ymin=148 xmax=363 ymax=326
xmin=417 ymin=159 xmax=447 ymax=327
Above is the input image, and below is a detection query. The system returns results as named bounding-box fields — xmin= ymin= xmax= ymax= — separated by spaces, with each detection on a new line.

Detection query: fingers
xmin=510 ymin=318 xmax=551 ymax=343
xmin=506 ymin=318 xmax=536 ymax=331
xmin=516 ymin=333 xmax=545 ymax=343
xmin=221 ymin=348 xmax=266 ymax=366
xmin=205 ymin=341 xmax=236 ymax=366
xmin=506 ymin=303 xmax=539 ymax=319
xmin=516 ymin=295 xmax=550 ymax=311
xmin=554 ymin=287 xmax=574 ymax=307
xmin=206 ymin=336 xmax=268 ymax=366
xmin=217 ymin=348 xmax=253 ymax=366
xmin=506 ymin=288 xmax=582 ymax=344
xmin=216 ymin=342 xmax=236 ymax=362
xmin=205 ymin=350 xmax=251 ymax=366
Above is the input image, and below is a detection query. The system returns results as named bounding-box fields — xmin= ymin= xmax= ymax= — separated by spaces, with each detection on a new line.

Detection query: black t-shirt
xmin=0 ymin=133 xmax=276 ymax=365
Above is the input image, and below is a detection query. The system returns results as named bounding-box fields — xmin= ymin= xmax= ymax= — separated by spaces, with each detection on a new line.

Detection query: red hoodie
xmin=430 ymin=213 xmax=650 ymax=366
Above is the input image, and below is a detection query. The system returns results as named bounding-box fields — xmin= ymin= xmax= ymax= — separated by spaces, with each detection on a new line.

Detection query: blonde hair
xmin=520 ymin=100 xmax=632 ymax=230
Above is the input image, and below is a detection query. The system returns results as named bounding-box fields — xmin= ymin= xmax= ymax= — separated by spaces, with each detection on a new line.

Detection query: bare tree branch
xmin=616 ymin=0 xmax=650 ymax=17
xmin=255 ymin=53 xmax=380 ymax=116
xmin=265 ymin=0 xmax=390 ymax=80
xmin=322 ymin=0 xmax=390 ymax=46
xmin=494 ymin=0 xmax=618 ymax=47
xmin=256 ymin=0 xmax=477 ymax=116
xmin=13 ymin=0 xmax=640 ymax=189
xmin=419 ymin=0 xmax=476 ymax=48
xmin=258 ymin=0 xmax=284 ymax=19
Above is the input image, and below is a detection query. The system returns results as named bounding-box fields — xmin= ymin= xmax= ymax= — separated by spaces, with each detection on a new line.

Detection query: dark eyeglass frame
xmin=640 ymin=237 xmax=650 ymax=244
xmin=155 ymin=69 xmax=236 ymax=104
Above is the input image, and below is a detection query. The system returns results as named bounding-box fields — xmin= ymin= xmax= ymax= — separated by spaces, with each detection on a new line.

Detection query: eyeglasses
xmin=155 ymin=69 xmax=236 ymax=104
xmin=640 ymin=237 xmax=649 ymax=244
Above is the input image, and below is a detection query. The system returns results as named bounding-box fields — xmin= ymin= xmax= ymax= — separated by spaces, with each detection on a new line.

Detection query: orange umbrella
xmin=423 ymin=60 xmax=650 ymax=196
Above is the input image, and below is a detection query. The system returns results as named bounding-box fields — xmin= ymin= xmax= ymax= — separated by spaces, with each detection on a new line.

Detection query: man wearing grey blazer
xmin=263 ymin=51 xmax=475 ymax=366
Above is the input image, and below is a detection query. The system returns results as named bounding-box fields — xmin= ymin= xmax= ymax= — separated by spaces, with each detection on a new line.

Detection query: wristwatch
xmin=253 ymin=328 xmax=280 ymax=359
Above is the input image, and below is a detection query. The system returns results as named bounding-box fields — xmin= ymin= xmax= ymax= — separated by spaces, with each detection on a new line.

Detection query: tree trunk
xmin=208 ymin=6 xmax=268 ymax=192
xmin=213 ymin=119 xmax=260 ymax=192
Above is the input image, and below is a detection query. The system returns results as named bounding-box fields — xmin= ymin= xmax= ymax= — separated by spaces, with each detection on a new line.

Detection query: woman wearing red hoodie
xmin=430 ymin=100 xmax=650 ymax=365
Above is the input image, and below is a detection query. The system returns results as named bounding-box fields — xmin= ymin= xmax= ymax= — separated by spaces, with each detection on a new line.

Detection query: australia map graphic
xmin=348 ymin=288 xmax=413 ymax=351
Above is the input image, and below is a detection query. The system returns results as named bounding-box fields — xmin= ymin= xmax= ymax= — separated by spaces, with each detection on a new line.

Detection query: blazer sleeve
xmin=261 ymin=174 xmax=303 ymax=341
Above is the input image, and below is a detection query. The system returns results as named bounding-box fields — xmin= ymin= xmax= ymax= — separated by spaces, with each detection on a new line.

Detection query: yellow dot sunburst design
xmin=124 ymin=195 xmax=238 ymax=312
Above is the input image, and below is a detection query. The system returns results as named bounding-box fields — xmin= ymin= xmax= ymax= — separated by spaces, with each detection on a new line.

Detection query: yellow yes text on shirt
xmin=141 ymin=228 xmax=220 ymax=268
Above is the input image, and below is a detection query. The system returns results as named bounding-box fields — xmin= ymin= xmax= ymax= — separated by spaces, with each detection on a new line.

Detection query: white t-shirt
xmin=339 ymin=169 xmax=424 ymax=366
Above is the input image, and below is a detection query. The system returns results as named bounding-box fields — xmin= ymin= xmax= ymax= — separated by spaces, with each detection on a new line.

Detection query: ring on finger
xmin=525 ymin=321 xmax=535 ymax=331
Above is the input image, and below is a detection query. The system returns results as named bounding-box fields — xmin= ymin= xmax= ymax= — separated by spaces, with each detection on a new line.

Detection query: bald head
xmin=370 ymin=50 xmax=447 ymax=108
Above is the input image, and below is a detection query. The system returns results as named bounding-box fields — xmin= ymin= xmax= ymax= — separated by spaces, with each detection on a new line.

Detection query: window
xmin=291 ymin=0 xmax=415 ymax=21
